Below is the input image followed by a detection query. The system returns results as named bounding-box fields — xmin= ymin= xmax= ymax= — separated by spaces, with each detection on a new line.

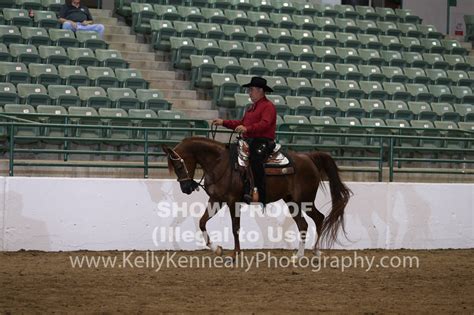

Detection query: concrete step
xmin=94 ymin=16 xmax=119 ymax=25
xmin=141 ymin=69 xmax=181 ymax=80
xmin=103 ymin=25 xmax=132 ymax=35
xmin=90 ymin=9 xmax=112 ymax=18
xmin=120 ymin=51 xmax=158 ymax=62
xmin=104 ymin=34 xmax=138 ymax=43
xmin=109 ymin=42 xmax=153 ymax=53
xmin=160 ymin=89 xmax=197 ymax=100
xmin=169 ymin=99 xmax=213 ymax=110
xmin=179 ymin=108 xmax=217 ymax=120
xmin=128 ymin=60 xmax=171 ymax=71
xmin=148 ymin=79 xmax=191 ymax=90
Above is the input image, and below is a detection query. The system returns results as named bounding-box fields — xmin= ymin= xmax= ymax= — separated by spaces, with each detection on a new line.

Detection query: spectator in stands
xmin=212 ymin=77 xmax=277 ymax=204
xmin=58 ymin=0 xmax=105 ymax=38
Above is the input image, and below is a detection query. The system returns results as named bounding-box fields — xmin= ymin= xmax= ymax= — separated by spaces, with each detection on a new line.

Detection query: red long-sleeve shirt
xmin=223 ymin=96 xmax=276 ymax=140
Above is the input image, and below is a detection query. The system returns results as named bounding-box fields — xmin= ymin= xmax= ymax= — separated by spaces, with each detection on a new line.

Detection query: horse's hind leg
xmin=290 ymin=204 xmax=308 ymax=258
xmin=306 ymin=205 xmax=325 ymax=256
xmin=200 ymin=198 xmax=223 ymax=256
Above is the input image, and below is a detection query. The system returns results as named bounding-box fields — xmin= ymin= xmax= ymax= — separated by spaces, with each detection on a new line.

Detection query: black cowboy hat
xmin=242 ymin=76 xmax=273 ymax=93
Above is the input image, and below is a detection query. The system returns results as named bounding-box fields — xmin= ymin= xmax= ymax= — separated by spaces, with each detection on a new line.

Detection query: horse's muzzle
xmin=180 ymin=179 xmax=199 ymax=194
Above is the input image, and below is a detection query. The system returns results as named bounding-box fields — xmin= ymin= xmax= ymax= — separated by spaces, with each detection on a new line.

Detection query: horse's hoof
xmin=215 ymin=245 xmax=223 ymax=256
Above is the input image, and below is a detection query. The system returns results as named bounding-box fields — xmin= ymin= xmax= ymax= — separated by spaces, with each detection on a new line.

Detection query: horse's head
xmin=162 ymin=144 xmax=199 ymax=195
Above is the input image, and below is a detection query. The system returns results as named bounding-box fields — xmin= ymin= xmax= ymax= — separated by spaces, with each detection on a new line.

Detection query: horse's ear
xmin=162 ymin=145 xmax=170 ymax=156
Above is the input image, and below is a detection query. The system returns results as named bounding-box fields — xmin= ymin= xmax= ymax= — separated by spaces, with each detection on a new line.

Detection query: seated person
xmin=59 ymin=0 xmax=105 ymax=38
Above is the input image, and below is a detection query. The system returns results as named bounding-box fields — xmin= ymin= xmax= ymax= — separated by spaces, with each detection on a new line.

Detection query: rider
xmin=213 ymin=76 xmax=277 ymax=204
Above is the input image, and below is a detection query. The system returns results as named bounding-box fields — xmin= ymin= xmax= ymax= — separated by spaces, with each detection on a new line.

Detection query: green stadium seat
xmin=240 ymin=57 xmax=268 ymax=76
xmin=359 ymin=49 xmax=384 ymax=66
xmin=0 ymin=83 xmax=19 ymax=105
xmin=291 ymin=44 xmax=317 ymax=62
xmin=150 ymin=19 xmax=176 ymax=51
xmin=336 ymin=47 xmax=362 ymax=64
xmin=170 ymin=37 xmax=197 ymax=70
xmin=454 ymin=104 xmax=474 ymax=122
xmin=9 ymin=43 xmax=41 ymax=65
xmin=268 ymin=94 xmax=290 ymax=116
xmin=201 ymin=8 xmax=228 ymax=25
xmin=230 ymin=0 xmax=253 ymax=12
xmin=264 ymin=75 xmax=291 ymax=96
xmin=311 ymin=78 xmax=339 ymax=98
xmin=190 ymin=55 xmax=217 ymax=88
xmin=128 ymin=109 xmax=159 ymax=140
xmin=336 ymin=63 xmax=362 ymax=81
xmin=16 ymin=0 xmax=42 ymax=10
xmin=217 ymin=40 xmax=245 ymax=59
xmin=264 ymin=59 xmax=291 ymax=77
xmin=36 ymin=104 xmax=68 ymax=141
xmin=131 ymin=3 xmax=156 ymax=34
xmin=400 ymin=37 xmax=424 ymax=53
xmin=76 ymin=31 xmax=108 ymax=51
xmin=313 ymin=31 xmax=338 ymax=48
xmin=402 ymin=52 xmax=427 ymax=68
xmin=336 ymin=32 xmax=361 ymax=49
xmin=451 ymin=86 xmax=474 ymax=103
xmin=221 ymin=24 xmax=248 ymax=42
xmin=336 ymin=98 xmax=365 ymax=119
xmin=67 ymin=47 xmax=98 ymax=67
xmin=282 ymin=114 xmax=315 ymax=149
xmin=235 ymin=73 xmax=254 ymax=87
xmin=311 ymin=96 xmax=340 ymax=117
xmin=4 ymin=8 xmax=33 ymax=27
xmin=28 ymin=63 xmax=61 ymax=86
xmin=335 ymin=116 xmax=367 ymax=147
xmin=336 ymin=79 xmax=364 ymax=99
xmin=312 ymin=62 xmax=338 ymax=80
xmin=356 ymin=20 xmax=380 ymax=35
xmin=360 ymin=117 xmax=389 ymax=146
xmin=158 ymin=109 xmax=192 ymax=141
xmin=136 ymin=88 xmax=171 ymax=111
xmin=386 ymin=118 xmax=419 ymax=147
xmin=381 ymin=50 xmax=405 ymax=67
xmin=289 ymin=60 xmax=316 ymax=79
xmin=268 ymin=27 xmax=294 ymax=45
xmin=78 ymin=86 xmax=110 ymax=108
xmin=0 ymin=25 xmax=23 ymax=46
xmin=405 ymin=67 xmax=430 ymax=85
xmin=423 ymin=53 xmax=449 ymax=70
xmin=433 ymin=120 xmax=466 ymax=149
xmin=0 ymin=61 xmax=30 ymax=84
xmin=173 ymin=21 xmax=200 ymax=39
xmin=244 ymin=26 xmax=271 ymax=43
xmin=21 ymin=26 xmax=50 ymax=46
xmin=115 ymin=68 xmax=148 ymax=90
xmin=315 ymin=3 xmax=338 ymax=19
xmin=375 ymin=7 xmax=398 ymax=23
xmin=68 ymin=106 xmax=103 ymax=141
xmin=458 ymin=121 xmax=474 ymax=132
xmin=395 ymin=8 xmax=421 ymax=24
xmin=309 ymin=115 xmax=341 ymax=146
xmin=313 ymin=46 xmax=339 ymax=64
xmin=4 ymin=103 xmax=39 ymax=141
xmin=34 ymin=10 xmax=59 ymax=28
xmin=442 ymin=40 xmax=468 ymax=55
xmin=224 ymin=9 xmax=251 ymax=26
xmin=0 ymin=43 xmax=11 ymax=62
xmin=270 ymin=13 xmax=296 ymax=29
xmin=154 ymin=5 xmax=180 ymax=22
xmin=444 ymin=54 xmax=471 ymax=72
xmin=17 ymin=83 xmax=50 ymax=105
xmin=41 ymin=0 xmax=63 ymax=14
xmin=398 ymin=22 xmax=422 ymax=38
xmin=249 ymin=0 xmax=274 ymax=13
xmin=383 ymin=82 xmax=411 ymax=101
xmin=358 ymin=33 xmax=383 ymax=50
xmin=360 ymin=99 xmax=389 ymax=119
xmin=359 ymin=65 xmax=385 ymax=82
xmin=98 ymin=108 xmax=132 ymax=143
xmin=288 ymin=77 xmax=316 ymax=97
xmin=94 ymin=49 xmax=127 ymax=69
xmin=417 ymin=24 xmax=443 ymax=39
xmin=211 ymin=73 xmax=240 ymax=107
xmin=58 ymin=65 xmax=89 ymax=87
xmin=431 ymin=102 xmax=460 ymax=122
xmin=382 ymin=66 xmax=407 ymax=83
xmin=107 ymin=87 xmax=140 ymax=110
xmin=385 ymin=100 xmax=414 ymax=120
xmin=194 ymin=38 xmax=222 ymax=58
xmin=267 ymin=42 xmax=294 ymax=61
xmin=407 ymin=101 xmax=437 ymax=121
xmin=409 ymin=120 xmax=443 ymax=148
xmin=420 ymin=38 xmax=445 ymax=54
xmin=428 ymin=84 xmax=456 ymax=103
xmin=293 ymin=15 xmax=317 ymax=31
xmin=334 ymin=5 xmax=359 ymax=20
xmin=47 ymin=84 xmax=80 ymax=107
xmin=286 ymin=95 xmax=315 ymax=116
xmin=272 ymin=0 xmax=296 ymax=15
xmin=377 ymin=21 xmax=401 ymax=37
xmin=247 ymin=11 xmax=273 ymax=28
xmin=314 ymin=17 xmax=338 ymax=32
xmin=406 ymin=83 xmax=434 ymax=102
xmin=197 ymin=22 xmax=225 ymax=40
xmin=359 ymin=81 xmax=388 ymax=100
xmin=87 ymin=66 xmax=119 ymax=89
xmin=208 ymin=0 xmax=231 ymax=10
xmin=214 ymin=55 xmax=243 ymax=75
xmin=48 ymin=29 xmax=79 ymax=48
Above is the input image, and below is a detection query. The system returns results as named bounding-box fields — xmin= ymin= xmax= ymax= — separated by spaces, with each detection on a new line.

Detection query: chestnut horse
xmin=163 ymin=137 xmax=351 ymax=258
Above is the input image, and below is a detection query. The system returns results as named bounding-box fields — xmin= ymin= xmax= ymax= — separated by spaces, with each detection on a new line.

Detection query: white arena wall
xmin=0 ymin=177 xmax=472 ymax=251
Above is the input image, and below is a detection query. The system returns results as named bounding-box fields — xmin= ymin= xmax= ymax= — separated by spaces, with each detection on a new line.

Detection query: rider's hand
xmin=212 ymin=119 xmax=223 ymax=126
xmin=235 ymin=125 xmax=247 ymax=133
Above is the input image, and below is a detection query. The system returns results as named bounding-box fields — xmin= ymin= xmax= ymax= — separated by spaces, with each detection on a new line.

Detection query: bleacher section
xmin=0 ymin=0 xmax=471 ymax=180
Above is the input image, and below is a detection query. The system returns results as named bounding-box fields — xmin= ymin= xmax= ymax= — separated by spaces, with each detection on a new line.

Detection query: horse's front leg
xmin=200 ymin=197 xmax=223 ymax=256
xmin=228 ymin=203 xmax=241 ymax=260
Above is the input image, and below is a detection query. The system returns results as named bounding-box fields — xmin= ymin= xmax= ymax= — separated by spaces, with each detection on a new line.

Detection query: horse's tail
xmin=308 ymin=151 xmax=352 ymax=248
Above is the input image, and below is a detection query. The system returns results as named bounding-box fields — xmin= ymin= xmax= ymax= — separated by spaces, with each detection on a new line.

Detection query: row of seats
xmin=190 ymin=55 xmax=474 ymax=86
xmin=132 ymin=4 xmax=425 ymax=35
xmin=235 ymin=93 xmax=473 ymax=122
xmin=2 ymin=105 xmax=205 ymax=142
xmin=0 ymin=84 xmax=170 ymax=110
xmin=150 ymin=21 xmax=462 ymax=53
xmin=168 ymin=38 xmax=472 ymax=70
xmin=128 ymin=3 xmax=422 ymax=35
xmin=0 ymin=0 xmax=63 ymax=12
xmin=277 ymin=115 xmax=472 ymax=149
xmin=1 ymin=9 xmax=60 ymax=27
xmin=0 ymin=26 xmax=108 ymax=50
xmin=0 ymin=62 xmax=147 ymax=89
xmin=210 ymin=73 xmax=474 ymax=105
